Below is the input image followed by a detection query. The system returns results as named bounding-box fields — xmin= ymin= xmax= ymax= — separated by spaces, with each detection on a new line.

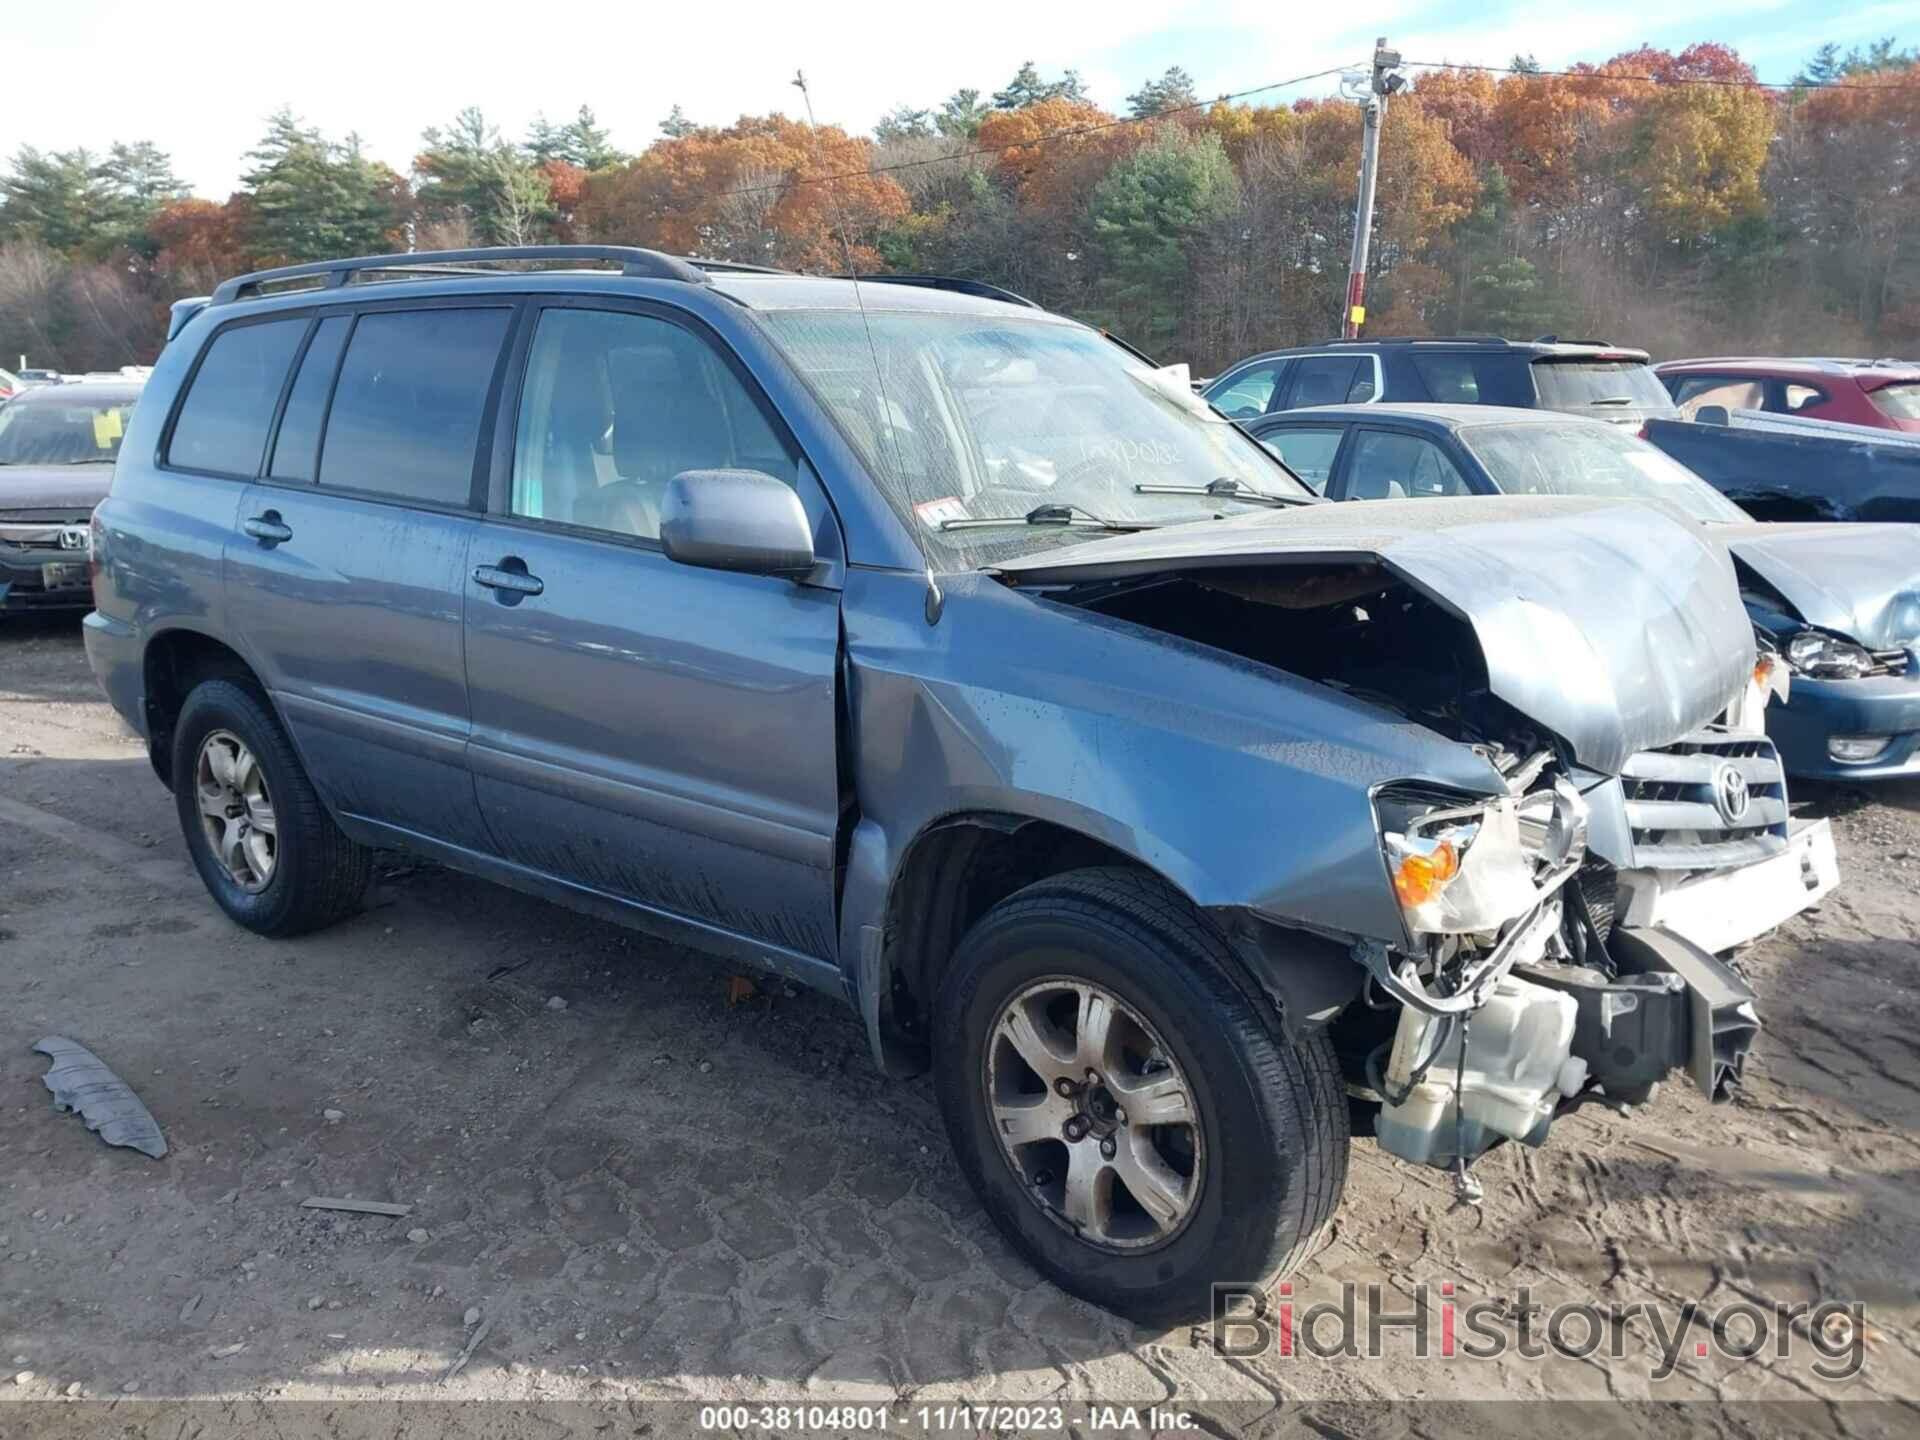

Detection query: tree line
xmin=2 ymin=41 xmax=1914 ymax=376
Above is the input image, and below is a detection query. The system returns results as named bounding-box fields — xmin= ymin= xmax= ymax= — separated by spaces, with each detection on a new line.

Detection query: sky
xmin=9 ymin=0 xmax=1909 ymax=197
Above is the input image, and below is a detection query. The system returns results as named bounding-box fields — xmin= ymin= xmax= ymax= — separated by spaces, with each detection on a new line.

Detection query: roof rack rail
xmin=208 ymin=246 xmax=711 ymax=305
xmin=835 ymin=273 xmax=1040 ymax=309
xmin=685 ymin=257 xmax=791 ymax=275
xmin=1324 ymin=334 xmax=1512 ymax=346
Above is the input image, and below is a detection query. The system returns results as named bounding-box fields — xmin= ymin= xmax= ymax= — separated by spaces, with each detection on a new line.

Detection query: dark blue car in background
xmin=1247 ymin=403 xmax=1920 ymax=782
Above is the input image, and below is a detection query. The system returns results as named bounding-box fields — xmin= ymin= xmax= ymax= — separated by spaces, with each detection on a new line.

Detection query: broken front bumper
xmin=1625 ymin=816 xmax=1838 ymax=954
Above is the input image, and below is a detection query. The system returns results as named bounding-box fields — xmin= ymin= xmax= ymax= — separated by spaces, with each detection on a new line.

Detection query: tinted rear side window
xmin=317 ymin=308 xmax=511 ymax=506
xmin=1285 ymin=356 xmax=1364 ymax=409
xmin=268 ymin=315 xmax=350 ymax=482
xmin=167 ymin=318 xmax=306 ymax=477
xmin=1408 ymin=352 xmax=1533 ymax=407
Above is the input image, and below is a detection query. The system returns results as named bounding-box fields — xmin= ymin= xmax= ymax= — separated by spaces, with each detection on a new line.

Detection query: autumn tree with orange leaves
xmin=2 ymin=42 xmax=1917 ymax=371
xmin=574 ymin=115 xmax=908 ymax=273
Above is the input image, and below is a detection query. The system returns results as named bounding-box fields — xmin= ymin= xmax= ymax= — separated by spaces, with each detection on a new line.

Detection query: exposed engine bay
xmin=1057 ymin=563 xmax=1560 ymax=758
xmin=1047 ymin=563 xmax=1762 ymax=1180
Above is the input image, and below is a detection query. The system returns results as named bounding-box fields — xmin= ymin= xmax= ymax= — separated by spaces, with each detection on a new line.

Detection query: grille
xmin=0 ymin=512 xmax=88 ymax=553
xmin=1867 ymin=648 xmax=1911 ymax=677
xmin=1619 ymin=727 xmax=1789 ymax=871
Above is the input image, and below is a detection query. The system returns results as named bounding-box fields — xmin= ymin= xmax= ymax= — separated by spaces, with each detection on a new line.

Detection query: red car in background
xmin=1656 ymin=356 xmax=1920 ymax=434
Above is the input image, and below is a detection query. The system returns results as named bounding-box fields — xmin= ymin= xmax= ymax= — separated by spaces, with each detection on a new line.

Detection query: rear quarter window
xmin=1869 ymin=383 xmax=1920 ymax=421
xmin=167 ymin=318 xmax=307 ymax=477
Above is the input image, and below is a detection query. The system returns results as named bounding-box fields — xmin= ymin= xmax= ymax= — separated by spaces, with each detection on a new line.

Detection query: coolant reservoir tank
xmin=1375 ymin=975 xmax=1582 ymax=1168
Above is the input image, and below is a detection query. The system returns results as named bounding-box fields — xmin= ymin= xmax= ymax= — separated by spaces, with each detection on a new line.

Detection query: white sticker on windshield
xmin=913 ymin=496 xmax=970 ymax=529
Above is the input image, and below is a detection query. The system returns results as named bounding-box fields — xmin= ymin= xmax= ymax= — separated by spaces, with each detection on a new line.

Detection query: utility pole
xmin=1342 ymin=36 xmax=1403 ymax=339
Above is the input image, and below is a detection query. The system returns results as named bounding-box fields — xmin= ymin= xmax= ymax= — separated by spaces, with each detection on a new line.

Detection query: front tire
xmin=172 ymin=679 xmax=371 ymax=937
xmin=933 ymin=867 xmax=1348 ymax=1323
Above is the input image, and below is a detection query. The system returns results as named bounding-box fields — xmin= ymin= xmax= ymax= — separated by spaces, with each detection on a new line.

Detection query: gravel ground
xmin=1 ymin=611 xmax=1916 ymax=1433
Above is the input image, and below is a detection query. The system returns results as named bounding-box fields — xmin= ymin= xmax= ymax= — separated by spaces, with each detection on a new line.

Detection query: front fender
xmin=838 ymin=567 xmax=1506 ymax=974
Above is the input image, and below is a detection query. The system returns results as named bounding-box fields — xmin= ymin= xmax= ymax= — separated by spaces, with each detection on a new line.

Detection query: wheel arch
xmin=856 ymin=808 xmax=1345 ymax=1077
xmin=141 ymin=626 xmax=266 ymax=790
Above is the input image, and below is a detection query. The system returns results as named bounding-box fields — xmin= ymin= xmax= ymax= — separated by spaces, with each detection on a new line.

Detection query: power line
xmin=1400 ymin=57 xmax=1913 ymax=92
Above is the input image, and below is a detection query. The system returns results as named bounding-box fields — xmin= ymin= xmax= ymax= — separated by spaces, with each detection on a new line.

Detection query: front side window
xmin=0 ymin=389 xmax=140 ymax=466
xmin=1258 ymin=427 xmax=1344 ymax=494
xmin=1462 ymin=421 xmax=1748 ymax=524
xmin=317 ymin=308 xmax=510 ymax=507
xmin=754 ymin=308 xmax=1311 ymax=568
xmin=511 ymin=308 xmax=795 ymax=541
xmin=168 ymin=318 xmax=306 ymax=476
xmin=1344 ymin=430 xmax=1470 ymax=500
xmin=1209 ymin=363 xmax=1283 ymax=419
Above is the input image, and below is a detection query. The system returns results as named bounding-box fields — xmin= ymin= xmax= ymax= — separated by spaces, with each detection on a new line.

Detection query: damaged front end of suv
xmin=972 ymin=495 xmax=1781 ymax=1179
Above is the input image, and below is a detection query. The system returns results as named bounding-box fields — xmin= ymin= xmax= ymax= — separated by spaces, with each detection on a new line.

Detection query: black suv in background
xmin=1203 ymin=336 xmax=1682 ymax=430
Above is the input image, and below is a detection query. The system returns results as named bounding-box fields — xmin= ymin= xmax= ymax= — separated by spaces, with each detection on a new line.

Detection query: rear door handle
xmin=242 ymin=512 xmax=293 ymax=546
xmin=473 ymin=562 xmax=544 ymax=597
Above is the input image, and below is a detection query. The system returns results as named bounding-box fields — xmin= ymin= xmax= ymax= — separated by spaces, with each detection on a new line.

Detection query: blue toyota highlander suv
xmin=86 ymin=246 xmax=1787 ymax=1320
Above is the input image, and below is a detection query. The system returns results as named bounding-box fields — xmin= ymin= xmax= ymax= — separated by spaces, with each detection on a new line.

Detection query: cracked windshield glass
xmin=755 ymin=307 xmax=1311 ymax=566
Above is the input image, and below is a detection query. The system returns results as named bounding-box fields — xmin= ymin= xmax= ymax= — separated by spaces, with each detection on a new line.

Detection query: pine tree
xmin=1126 ymin=66 xmax=1199 ymax=119
xmin=241 ymin=110 xmax=403 ymax=261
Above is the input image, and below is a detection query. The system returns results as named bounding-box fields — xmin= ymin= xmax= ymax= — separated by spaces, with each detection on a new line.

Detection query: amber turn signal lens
xmin=1754 ymin=656 xmax=1775 ymax=687
xmin=1391 ymin=840 xmax=1458 ymax=908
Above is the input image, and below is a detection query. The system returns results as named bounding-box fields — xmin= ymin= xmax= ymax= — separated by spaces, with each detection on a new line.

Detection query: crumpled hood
xmin=1716 ymin=521 xmax=1920 ymax=649
xmin=996 ymin=495 xmax=1754 ymax=774
xmin=0 ymin=463 xmax=113 ymax=515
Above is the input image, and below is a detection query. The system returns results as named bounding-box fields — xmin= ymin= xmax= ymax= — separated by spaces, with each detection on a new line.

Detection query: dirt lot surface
xmin=2 ymin=611 xmax=1917 ymax=1433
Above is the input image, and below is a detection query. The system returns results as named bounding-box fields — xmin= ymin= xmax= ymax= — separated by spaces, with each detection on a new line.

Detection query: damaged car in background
xmin=89 ymin=249 xmax=1808 ymax=1322
xmin=1249 ymin=402 xmax=1920 ymax=783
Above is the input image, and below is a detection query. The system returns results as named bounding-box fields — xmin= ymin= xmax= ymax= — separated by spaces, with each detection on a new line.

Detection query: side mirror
xmin=659 ymin=469 xmax=815 ymax=577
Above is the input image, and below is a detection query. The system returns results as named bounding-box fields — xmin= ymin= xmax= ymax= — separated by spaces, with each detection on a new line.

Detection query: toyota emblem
xmin=1713 ymin=762 xmax=1751 ymax=824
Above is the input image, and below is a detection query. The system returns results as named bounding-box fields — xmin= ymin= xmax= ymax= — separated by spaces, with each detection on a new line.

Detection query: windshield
xmin=1530 ymin=358 xmax=1675 ymax=412
xmin=1869 ymin=382 xmax=1920 ymax=421
xmin=1462 ymin=421 xmax=1749 ymax=524
xmin=754 ymin=308 xmax=1310 ymax=566
xmin=0 ymin=390 xmax=138 ymax=465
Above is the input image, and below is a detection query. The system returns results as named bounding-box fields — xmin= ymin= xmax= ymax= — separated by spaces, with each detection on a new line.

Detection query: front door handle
xmin=242 ymin=512 xmax=293 ymax=546
xmin=473 ymin=561 xmax=544 ymax=598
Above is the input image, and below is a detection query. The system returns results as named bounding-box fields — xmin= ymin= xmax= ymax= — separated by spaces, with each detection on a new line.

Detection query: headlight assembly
xmin=1784 ymin=629 xmax=1874 ymax=679
xmin=1377 ymin=780 xmax=1588 ymax=937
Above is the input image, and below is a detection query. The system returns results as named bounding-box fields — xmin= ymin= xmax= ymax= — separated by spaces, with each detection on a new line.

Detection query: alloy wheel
xmin=984 ymin=978 xmax=1203 ymax=1250
xmin=194 ymin=729 xmax=276 ymax=892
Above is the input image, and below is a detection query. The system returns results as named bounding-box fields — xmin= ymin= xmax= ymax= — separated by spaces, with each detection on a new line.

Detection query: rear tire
xmin=172 ymin=679 xmax=370 ymax=937
xmin=933 ymin=866 xmax=1348 ymax=1323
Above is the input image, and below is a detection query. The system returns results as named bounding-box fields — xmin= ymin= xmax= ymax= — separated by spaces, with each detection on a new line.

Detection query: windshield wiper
xmin=1585 ymin=396 xmax=1635 ymax=407
xmin=1132 ymin=476 xmax=1305 ymax=508
xmin=939 ymin=502 xmax=1156 ymax=533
